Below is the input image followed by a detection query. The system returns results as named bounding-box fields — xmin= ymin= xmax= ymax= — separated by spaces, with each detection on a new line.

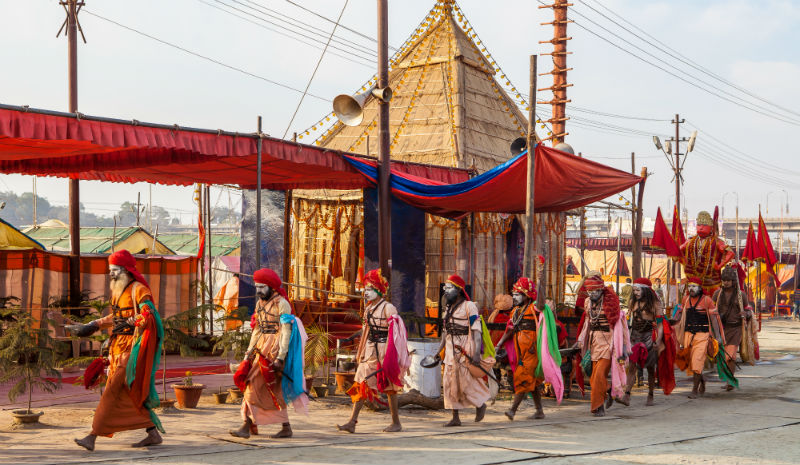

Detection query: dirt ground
xmin=2 ymin=319 xmax=799 ymax=465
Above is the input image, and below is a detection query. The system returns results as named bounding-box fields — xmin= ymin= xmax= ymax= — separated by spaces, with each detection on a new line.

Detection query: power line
xmin=205 ymin=0 xmax=376 ymax=65
xmin=580 ymin=0 xmax=800 ymax=121
xmin=567 ymin=105 xmax=668 ymax=122
xmin=282 ymin=0 xmax=350 ymax=138
xmin=554 ymin=1 xmax=800 ymax=127
xmin=282 ymin=0 xmax=398 ymax=51
xmin=83 ymin=9 xmax=331 ymax=102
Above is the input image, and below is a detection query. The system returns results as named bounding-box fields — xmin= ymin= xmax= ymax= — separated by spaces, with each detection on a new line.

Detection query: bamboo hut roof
xmin=308 ymin=1 xmax=535 ymax=174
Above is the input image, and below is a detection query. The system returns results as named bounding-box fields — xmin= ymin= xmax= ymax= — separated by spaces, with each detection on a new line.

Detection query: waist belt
xmin=368 ymin=329 xmax=389 ymax=343
xmin=515 ymin=320 xmax=537 ymax=331
xmin=111 ymin=316 xmax=135 ymax=336
xmin=686 ymin=322 xmax=709 ymax=333
xmin=590 ymin=323 xmax=610 ymax=332
xmin=445 ymin=322 xmax=469 ymax=335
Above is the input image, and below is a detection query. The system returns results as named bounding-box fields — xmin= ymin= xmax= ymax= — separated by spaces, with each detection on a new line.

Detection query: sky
xmin=1 ymin=0 xmax=799 ymax=225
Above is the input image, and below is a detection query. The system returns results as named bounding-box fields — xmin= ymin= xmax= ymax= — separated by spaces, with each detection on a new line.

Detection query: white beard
xmin=110 ymin=274 xmax=133 ymax=299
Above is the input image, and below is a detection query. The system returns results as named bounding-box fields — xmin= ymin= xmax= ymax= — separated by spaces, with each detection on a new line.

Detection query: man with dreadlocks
xmin=618 ymin=278 xmax=668 ymax=407
xmin=435 ymin=274 xmax=490 ymax=427
xmin=338 ymin=269 xmax=410 ymax=433
xmin=575 ymin=275 xmax=630 ymax=417
xmin=713 ymin=265 xmax=752 ymax=391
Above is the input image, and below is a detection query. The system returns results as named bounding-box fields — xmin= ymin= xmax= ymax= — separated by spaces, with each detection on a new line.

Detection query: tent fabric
xmin=0 ymin=218 xmax=45 ymax=250
xmin=344 ymin=145 xmax=643 ymax=218
xmin=0 ymin=105 xmax=468 ymax=190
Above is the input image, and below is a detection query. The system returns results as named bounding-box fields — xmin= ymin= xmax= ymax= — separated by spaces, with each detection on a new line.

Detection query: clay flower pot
xmin=312 ymin=385 xmax=328 ymax=398
xmin=11 ymin=410 xmax=43 ymax=424
xmin=213 ymin=392 xmax=229 ymax=404
xmin=228 ymin=387 xmax=243 ymax=401
xmin=172 ymin=384 xmax=205 ymax=408
xmin=334 ymin=372 xmax=356 ymax=394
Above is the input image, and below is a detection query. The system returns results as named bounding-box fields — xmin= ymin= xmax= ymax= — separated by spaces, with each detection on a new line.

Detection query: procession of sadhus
xmin=59 ymin=210 xmax=759 ymax=449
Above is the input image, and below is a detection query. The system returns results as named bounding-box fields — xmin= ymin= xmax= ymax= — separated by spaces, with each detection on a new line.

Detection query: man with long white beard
xmin=66 ymin=250 xmax=164 ymax=451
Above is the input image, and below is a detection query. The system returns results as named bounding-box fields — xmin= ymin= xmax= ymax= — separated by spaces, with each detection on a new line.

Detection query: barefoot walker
xmin=338 ymin=269 xmax=410 ymax=433
xmin=67 ymin=250 xmax=164 ymax=451
xmin=230 ymin=268 xmax=308 ymax=439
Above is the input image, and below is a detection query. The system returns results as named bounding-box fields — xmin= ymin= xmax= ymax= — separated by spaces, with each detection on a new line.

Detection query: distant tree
xmin=211 ymin=206 xmax=241 ymax=225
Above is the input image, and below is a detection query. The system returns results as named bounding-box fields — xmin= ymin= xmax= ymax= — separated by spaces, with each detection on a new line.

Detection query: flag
xmin=757 ymin=213 xmax=781 ymax=287
xmin=651 ymin=207 xmax=681 ymax=258
xmin=741 ymin=222 xmax=760 ymax=262
xmin=194 ymin=185 xmax=205 ymax=259
xmin=712 ymin=206 xmax=720 ymax=236
xmin=671 ymin=205 xmax=686 ymax=246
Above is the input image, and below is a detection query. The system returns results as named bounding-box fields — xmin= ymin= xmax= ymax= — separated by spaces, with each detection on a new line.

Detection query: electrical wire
xmin=83 ymin=9 xmax=331 ymax=102
xmin=282 ymin=0 xmax=350 ymax=139
xmin=580 ymin=0 xmax=800 ymax=121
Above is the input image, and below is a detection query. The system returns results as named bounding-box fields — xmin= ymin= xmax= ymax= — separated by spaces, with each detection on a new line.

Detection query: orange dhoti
xmin=513 ymin=329 xmax=541 ymax=394
xmin=589 ymin=358 xmax=611 ymax=411
xmin=241 ymin=334 xmax=290 ymax=425
xmin=683 ymin=332 xmax=709 ymax=375
xmin=91 ymin=340 xmax=154 ymax=437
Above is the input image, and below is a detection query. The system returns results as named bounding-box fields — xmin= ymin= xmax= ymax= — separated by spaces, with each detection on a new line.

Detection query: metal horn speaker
xmin=510 ymin=137 xmax=527 ymax=155
xmin=333 ymin=86 xmax=393 ymax=127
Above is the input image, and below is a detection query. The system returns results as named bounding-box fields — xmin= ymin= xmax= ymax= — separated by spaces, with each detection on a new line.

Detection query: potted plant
xmin=173 ymin=370 xmax=205 ymax=408
xmin=0 ymin=307 xmax=62 ymax=425
xmin=161 ymin=304 xmax=210 ymax=409
xmin=304 ymin=324 xmax=333 ymax=395
xmin=213 ymin=385 xmax=229 ymax=404
xmin=211 ymin=305 xmax=252 ymax=372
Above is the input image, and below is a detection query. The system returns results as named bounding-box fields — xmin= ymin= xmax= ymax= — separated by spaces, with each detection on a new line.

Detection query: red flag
xmin=712 ymin=206 xmax=720 ymax=236
xmin=195 ymin=185 xmax=205 ymax=259
xmin=757 ymin=213 xmax=781 ymax=287
xmin=651 ymin=207 xmax=681 ymax=258
xmin=671 ymin=205 xmax=686 ymax=246
xmin=741 ymin=222 xmax=760 ymax=262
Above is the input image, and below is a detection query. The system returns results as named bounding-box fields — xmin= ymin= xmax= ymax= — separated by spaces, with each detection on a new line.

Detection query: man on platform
xmin=618 ymin=278 xmax=668 ymax=407
xmin=680 ymin=211 xmax=735 ymax=295
xmin=230 ymin=268 xmax=308 ymax=439
xmin=675 ymin=277 xmax=722 ymax=399
xmin=436 ymin=274 xmax=490 ymax=427
xmin=575 ymin=275 xmax=630 ymax=417
xmin=337 ymin=269 xmax=409 ymax=433
xmin=66 ymin=250 xmax=164 ymax=451
xmin=713 ymin=266 xmax=752 ymax=391
xmin=494 ymin=277 xmax=562 ymax=420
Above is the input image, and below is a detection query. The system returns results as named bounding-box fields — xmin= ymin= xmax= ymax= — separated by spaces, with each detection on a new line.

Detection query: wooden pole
xmin=630 ymin=153 xmax=640 ymax=279
xmin=523 ymin=55 xmax=540 ymax=304
xmin=377 ymin=0 xmax=392 ymax=279
xmin=616 ymin=216 xmax=621 ymax=294
xmin=633 ymin=166 xmax=648 ymax=280
xmin=206 ymin=185 xmax=213 ymax=335
xmin=67 ymin=0 xmax=81 ymax=307
xmin=199 ymin=184 xmax=206 ymax=333
xmin=256 ymin=116 xmax=263 ymax=270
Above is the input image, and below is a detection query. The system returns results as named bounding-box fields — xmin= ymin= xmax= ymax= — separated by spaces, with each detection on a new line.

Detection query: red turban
xmin=633 ymin=277 xmax=652 ymax=288
xmin=584 ymin=275 xmax=605 ymax=291
xmin=512 ymin=277 xmax=537 ymax=300
xmin=253 ymin=268 xmax=287 ymax=299
xmin=687 ymin=277 xmax=703 ymax=286
xmin=446 ymin=274 xmax=470 ymax=300
xmin=109 ymin=250 xmax=148 ymax=287
xmin=363 ymin=269 xmax=388 ymax=295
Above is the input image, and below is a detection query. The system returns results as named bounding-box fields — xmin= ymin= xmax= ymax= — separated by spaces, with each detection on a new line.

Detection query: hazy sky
xmin=2 ymin=0 xmax=799 ymax=224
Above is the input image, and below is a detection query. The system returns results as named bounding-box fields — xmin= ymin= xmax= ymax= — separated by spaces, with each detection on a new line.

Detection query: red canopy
xmin=0 ymin=105 xmax=467 ymax=189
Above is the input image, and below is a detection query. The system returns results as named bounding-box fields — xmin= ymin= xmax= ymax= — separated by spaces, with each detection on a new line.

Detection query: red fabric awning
xmin=0 ymin=105 xmax=468 ymax=189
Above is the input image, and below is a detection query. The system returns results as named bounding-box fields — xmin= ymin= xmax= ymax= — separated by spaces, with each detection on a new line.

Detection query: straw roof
xmin=313 ymin=1 xmax=533 ymax=174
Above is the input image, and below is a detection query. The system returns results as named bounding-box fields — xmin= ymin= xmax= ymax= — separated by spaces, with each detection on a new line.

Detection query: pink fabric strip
xmin=537 ymin=316 xmax=564 ymax=404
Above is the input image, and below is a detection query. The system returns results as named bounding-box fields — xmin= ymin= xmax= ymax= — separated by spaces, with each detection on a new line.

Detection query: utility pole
xmin=630 ymin=152 xmax=640 ymax=279
xmin=668 ymin=114 xmax=688 ymax=222
xmin=523 ymin=55 xmax=538 ymax=278
xmin=539 ymin=0 xmax=572 ymax=144
xmin=377 ymin=0 xmax=391 ymax=279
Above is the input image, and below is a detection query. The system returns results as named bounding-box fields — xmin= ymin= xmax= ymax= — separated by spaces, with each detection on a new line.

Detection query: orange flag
xmin=741 ymin=222 xmax=760 ymax=262
xmin=671 ymin=205 xmax=686 ymax=246
xmin=757 ymin=213 xmax=781 ymax=286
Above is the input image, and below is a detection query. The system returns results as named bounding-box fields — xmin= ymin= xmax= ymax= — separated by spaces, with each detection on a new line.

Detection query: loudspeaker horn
xmin=333 ymin=86 xmax=393 ymax=127
xmin=510 ymin=137 xmax=527 ymax=155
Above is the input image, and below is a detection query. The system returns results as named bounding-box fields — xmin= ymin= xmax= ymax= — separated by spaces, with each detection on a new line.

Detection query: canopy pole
xmin=377 ymin=0 xmax=392 ymax=279
xmin=524 ymin=55 xmax=539 ymax=298
xmin=256 ymin=116 xmax=262 ymax=270
xmin=67 ymin=0 xmax=81 ymax=307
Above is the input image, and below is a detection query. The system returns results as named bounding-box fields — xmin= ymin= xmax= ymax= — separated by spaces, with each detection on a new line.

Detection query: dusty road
xmin=2 ymin=319 xmax=799 ymax=465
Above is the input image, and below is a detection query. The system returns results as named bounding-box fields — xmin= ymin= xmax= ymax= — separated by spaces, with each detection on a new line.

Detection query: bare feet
xmin=382 ymin=423 xmax=402 ymax=433
xmin=74 ymin=435 xmax=96 ymax=451
xmin=131 ymin=429 xmax=162 ymax=448
xmin=725 ymin=384 xmax=734 ymax=392
xmin=475 ymin=404 xmax=487 ymax=422
xmin=605 ymin=393 xmax=614 ymax=409
xmin=444 ymin=418 xmax=462 ymax=427
xmin=645 ymin=394 xmax=654 ymax=406
xmin=616 ymin=394 xmax=630 ymax=406
xmin=504 ymin=409 xmax=515 ymax=421
xmin=592 ymin=406 xmax=605 ymax=417
xmin=529 ymin=410 xmax=545 ymax=420
xmin=230 ymin=421 xmax=252 ymax=439
xmin=336 ymin=421 xmax=356 ymax=433
xmin=270 ymin=426 xmax=292 ymax=438
xmin=688 ymin=390 xmax=698 ymax=399
xmin=699 ymin=379 xmax=706 ymax=396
